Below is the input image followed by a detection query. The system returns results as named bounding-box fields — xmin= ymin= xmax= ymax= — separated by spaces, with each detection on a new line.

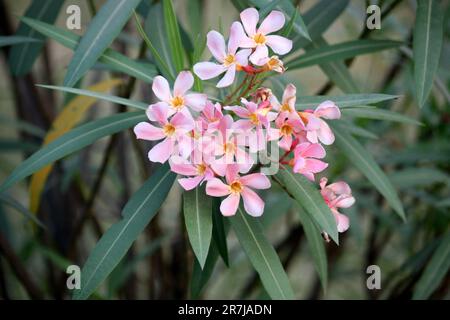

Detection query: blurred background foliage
xmin=0 ymin=0 xmax=449 ymax=299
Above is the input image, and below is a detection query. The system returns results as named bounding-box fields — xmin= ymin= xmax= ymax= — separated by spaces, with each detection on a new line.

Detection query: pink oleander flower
xmin=200 ymin=101 xmax=224 ymax=131
xmin=194 ymin=22 xmax=252 ymax=88
xmin=238 ymin=8 xmax=293 ymax=65
xmin=134 ymin=104 xmax=194 ymax=163
xmin=274 ymin=113 xmax=304 ymax=151
xmin=292 ymin=142 xmax=328 ymax=181
xmin=226 ymin=99 xmax=276 ymax=130
xmin=298 ymin=100 xmax=341 ymax=145
xmin=271 ymin=83 xmax=297 ymax=116
xmin=320 ymin=177 xmax=355 ymax=233
xmin=147 ymin=71 xmax=207 ymax=121
xmin=206 ymin=164 xmax=270 ymax=216
xmin=169 ymin=156 xmax=215 ymax=191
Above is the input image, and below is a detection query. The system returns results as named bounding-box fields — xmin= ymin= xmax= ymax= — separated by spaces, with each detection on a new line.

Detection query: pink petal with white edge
xmin=240 ymin=173 xmax=270 ymax=189
xmin=134 ymin=122 xmax=165 ymax=141
xmin=220 ymin=193 xmax=240 ymax=216
xmin=282 ymin=83 xmax=296 ymax=106
xmin=185 ymin=93 xmax=207 ymax=111
xmin=225 ymin=164 xmax=240 ymax=184
xmin=250 ymin=45 xmax=269 ymax=65
xmin=206 ymin=178 xmax=230 ymax=197
xmin=148 ymin=138 xmax=174 ymax=163
xmin=193 ymin=62 xmax=225 ymax=80
xmin=207 ymin=30 xmax=226 ymax=62
xmin=334 ymin=195 xmax=355 ymax=208
xmin=152 ymin=76 xmax=172 ymax=102
xmin=171 ymin=113 xmax=194 ymax=131
xmin=258 ymin=10 xmax=285 ymax=34
xmin=317 ymin=120 xmax=335 ymax=145
xmin=265 ymin=35 xmax=292 ymax=55
xmin=235 ymin=49 xmax=252 ymax=66
xmin=174 ymin=71 xmax=194 ymax=96
xmin=178 ymin=176 xmax=203 ymax=191
xmin=304 ymin=158 xmax=328 ymax=173
xmin=225 ymin=106 xmax=251 ymax=118
xmin=328 ymin=181 xmax=351 ymax=195
xmin=240 ymin=8 xmax=259 ymax=36
xmin=302 ymin=143 xmax=326 ymax=158
xmin=315 ymin=100 xmax=341 ymax=119
xmin=146 ymin=102 xmax=168 ymax=122
xmin=169 ymin=158 xmax=197 ymax=175
xmin=150 ymin=103 xmax=169 ymax=125
xmin=332 ymin=209 xmax=350 ymax=233
xmin=241 ymin=187 xmax=264 ymax=217
xmin=229 ymin=22 xmax=247 ymax=54
xmin=217 ymin=66 xmax=236 ymax=88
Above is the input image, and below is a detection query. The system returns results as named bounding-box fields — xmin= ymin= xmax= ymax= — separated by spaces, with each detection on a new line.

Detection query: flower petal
xmin=317 ymin=120 xmax=335 ymax=145
xmin=207 ymin=30 xmax=226 ymax=62
xmin=220 ymin=193 xmax=240 ymax=216
xmin=304 ymin=158 xmax=328 ymax=173
xmin=328 ymin=181 xmax=351 ymax=195
xmin=235 ymin=48 xmax=252 ymax=66
xmin=206 ymin=178 xmax=230 ymax=197
xmin=335 ymin=195 xmax=355 ymax=208
xmin=249 ymin=45 xmax=269 ymax=65
xmin=315 ymin=100 xmax=341 ymax=119
xmin=240 ymin=8 xmax=259 ymax=36
xmin=152 ymin=76 xmax=172 ymax=102
xmin=178 ymin=176 xmax=203 ymax=191
xmin=266 ymin=35 xmax=292 ymax=55
xmin=173 ymin=71 xmax=194 ymax=97
xmin=224 ymin=106 xmax=251 ymax=118
xmin=225 ymin=163 xmax=240 ymax=184
xmin=148 ymin=138 xmax=174 ymax=163
xmin=241 ymin=187 xmax=264 ymax=217
xmin=193 ymin=61 xmax=226 ymax=80
xmin=240 ymin=173 xmax=270 ymax=189
xmin=332 ymin=209 xmax=350 ymax=233
xmin=282 ymin=83 xmax=296 ymax=106
xmin=171 ymin=112 xmax=194 ymax=131
xmin=184 ymin=93 xmax=207 ymax=112
xmin=216 ymin=66 xmax=236 ymax=88
xmin=229 ymin=21 xmax=248 ymax=54
xmin=149 ymin=103 xmax=169 ymax=125
xmin=134 ymin=122 xmax=165 ymax=141
xmin=258 ymin=10 xmax=285 ymax=34
xmin=169 ymin=157 xmax=197 ymax=175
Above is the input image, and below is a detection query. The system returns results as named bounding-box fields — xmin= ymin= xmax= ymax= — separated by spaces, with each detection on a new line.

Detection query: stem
xmin=223 ymin=75 xmax=249 ymax=105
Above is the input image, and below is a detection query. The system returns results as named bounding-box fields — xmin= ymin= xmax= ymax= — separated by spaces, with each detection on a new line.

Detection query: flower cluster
xmin=134 ymin=8 xmax=355 ymax=234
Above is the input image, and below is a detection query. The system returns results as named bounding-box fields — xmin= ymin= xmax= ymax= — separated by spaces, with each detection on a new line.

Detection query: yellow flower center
xmin=171 ymin=96 xmax=185 ymax=110
xmin=224 ymin=54 xmax=236 ymax=66
xmin=163 ymin=123 xmax=176 ymax=137
xmin=223 ymin=142 xmax=236 ymax=154
xmin=280 ymin=124 xmax=293 ymax=136
xmin=253 ymin=33 xmax=266 ymax=45
xmin=281 ymin=103 xmax=292 ymax=112
xmin=196 ymin=164 xmax=207 ymax=175
xmin=230 ymin=180 xmax=243 ymax=194
xmin=249 ymin=113 xmax=260 ymax=125
xmin=298 ymin=112 xmax=309 ymax=125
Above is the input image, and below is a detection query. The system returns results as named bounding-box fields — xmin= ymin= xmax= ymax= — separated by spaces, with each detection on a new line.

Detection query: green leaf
xmin=8 ymin=0 xmax=65 ymax=75
xmin=330 ymin=122 xmax=405 ymax=220
xmin=0 ymin=194 xmax=45 ymax=228
xmin=276 ymin=166 xmax=338 ymax=244
xmin=389 ymin=168 xmax=449 ymax=189
xmin=413 ymin=233 xmax=450 ymax=299
xmin=296 ymin=93 xmax=400 ymax=109
xmin=183 ymin=186 xmax=212 ymax=268
xmin=229 ymin=207 xmax=294 ymax=300
xmin=342 ymin=107 xmax=423 ymax=125
xmin=0 ymin=112 xmax=146 ymax=192
xmin=296 ymin=205 xmax=327 ymax=290
xmin=73 ymin=164 xmax=176 ymax=300
xmin=162 ymin=0 xmax=185 ymax=73
xmin=190 ymin=241 xmax=220 ymax=299
xmin=413 ymin=0 xmax=444 ymax=108
xmin=0 ymin=36 xmax=40 ymax=47
xmin=342 ymin=122 xmax=378 ymax=140
xmin=20 ymin=17 xmax=155 ymax=83
xmin=37 ymin=85 xmax=148 ymax=110
xmin=64 ymin=0 xmax=142 ymax=86
xmin=287 ymin=40 xmax=402 ymax=70
xmin=212 ymin=198 xmax=229 ymax=266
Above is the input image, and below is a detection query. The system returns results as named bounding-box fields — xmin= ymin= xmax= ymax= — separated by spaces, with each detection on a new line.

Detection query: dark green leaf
xmin=162 ymin=0 xmax=185 ymax=72
xmin=0 ymin=35 xmax=40 ymax=47
xmin=342 ymin=107 xmax=423 ymax=125
xmin=296 ymin=93 xmax=400 ymax=110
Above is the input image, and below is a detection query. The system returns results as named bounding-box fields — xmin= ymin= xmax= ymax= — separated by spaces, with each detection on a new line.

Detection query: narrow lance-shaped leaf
xmin=0 ymin=194 xmax=45 ymax=229
xmin=212 ymin=198 xmax=229 ymax=266
xmin=9 ymin=0 xmax=65 ymax=75
xmin=342 ymin=107 xmax=423 ymax=126
xmin=275 ymin=165 xmax=338 ymax=244
xmin=64 ymin=0 xmax=142 ymax=86
xmin=286 ymin=40 xmax=402 ymax=70
xmin=37 ymin=85 xmax=148 ymax=111
xmin=413 ymin=233 xmax=450 ymax=299
xmin=0 ymin=112 xmax=146 ymax=192
xmin=330 ymin=122 xmax=405 ymax=220
xmin=296 ymin=93 xmax=400 ymax=110
xmin=29 ymin=79 xmax=124 ymax=214
xmin=190 ymin=241 xmax=220 ymax=299
xmin=162 ymin=0 xmax=185 ymax=73
xmin=73 ymin=164 xmax=176 ymax=300
xmin=229 ymin=207 xmax=295 ymax=300
xmin=0 ymin=36 xmax=40 ymax=47
xmin=183 ymin=186 xmax=213 ymax=268
xmin=413 ymin=0 xmax=444 ymax=108
xmin=20 ymin=17 xmax=156 ymax=83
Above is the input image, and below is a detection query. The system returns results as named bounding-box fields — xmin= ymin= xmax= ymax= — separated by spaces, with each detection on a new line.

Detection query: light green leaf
xmin=0 ymin=36 xmax=40 ymax=47
xmin=330 ymin=122 xmax=405 ymax=220
xmin=389 ymin=168 xmax=449 ymax=189
xmin=8 ymin=0 xmax=64 ymax=75
xmin=342 ymin=107 xmax=423 ymax=125
xmin=190 ymin=241 xmax=220 ymax=299
xmin=296 ymin=205 xmax=327 ymax=290
xmin=183 ymin=186 xmax=212 ymax=268
xmin=73 ymin=164 xmax=176 ymax=300
xmin=343 ymin=122 xmax=378 ymax=140
xmin=64 ymin=0 xmax=142 ymax=86
xmin=20 ymin=17 xmax=155 ymax=83
xmin=287 ymin=40 xmax=402 ymax=70
xmin=37 ymin=85 xmax=148 ymax=110
xmin=413 ymin=0 xmax=444 ymax=108
xmin=413 ymin=233 xmax=450 ymax=299
xmin=0 ymin=194 xmax=45 ymax=228
xmin=296 ymin=93 xmax=400 ymax=109
xmin=162 ymin=0 xmax=185 ymax=73
xmin=212 ymin=197 xmax=229 ymax=266
xmin=276 ymin=166 xmax=338 ymax=244
xmin=0 ymin=112 xmax=146 ymax=192
xmin=229 ymin=207 xmax=295 ymax=300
